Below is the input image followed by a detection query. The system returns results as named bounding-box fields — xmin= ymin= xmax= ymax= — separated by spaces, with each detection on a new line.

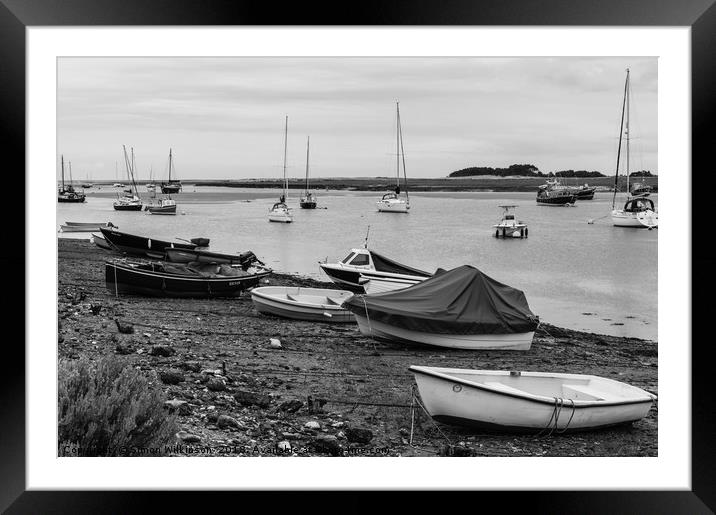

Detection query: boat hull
xmin=493 ymin=224 xmax=528 ymax=238
xmin=147 ymin=205 xmax=177 ymax=215
xmin=300 ymin=201 xmax=317 ymax=209
xmin=113 ymin=203 xmax=143 ymax=211
xmin=165 ymin=248 xmax=258 ymax=266
xmin=161 ymin=183 xmax=182 ymax=194
xmin=611 ymin=209 xmax=658 ymax=228
xmin=251 ymin=287 xmax=355 ymax=323
xmin=410 ymin=366 xmax=655 ymax=432
xmin=376 ymin=200 xmax=409 ymax=213
xmin=58 ymin=196 xmax=86 ymax=203
xmin=536 ymin=196 xmax=575 ymax=206
xmin=99 ymin=227 xmax=197 ymax=257
xmin=360 ymin=272 xmax=425 ymax=294
xmin=60 ymin=224 xmax=114 ymax=233
xmin=354 ymin=314 xmax=533 ymax=350
xmin=105 ymin=261 xmax=269 ymax=298
xmin=90 ymin=233 xmax=112 ymax=250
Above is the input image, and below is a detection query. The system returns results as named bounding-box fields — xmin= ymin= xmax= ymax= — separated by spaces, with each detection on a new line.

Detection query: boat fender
xmin=148 ymin=239 xmax=152 ymax=249
xmin=452 ymin=384 xmax=462 ymax=392
xmin=510 ymin=371 xmax=521 ymax=377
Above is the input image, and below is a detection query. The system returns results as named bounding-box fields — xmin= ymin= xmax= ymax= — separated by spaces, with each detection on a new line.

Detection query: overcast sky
xmin=57 ymin=57 xmax=657 ymax=181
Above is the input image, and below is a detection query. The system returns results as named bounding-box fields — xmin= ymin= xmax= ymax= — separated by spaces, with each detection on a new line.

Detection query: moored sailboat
xmin=299 ymin=136 xmax=317 ymax=209
xmin=610 ymin=69 xmax=658 ymax=229
xmin=113 ymin=146 xmax=143 ymax=211
xmin=268 ymin=115 xmax=294 ymax=223
xmin=57 ymin=156 xmax=86 ymax=203
xmin=147 ymin=150 xmax=178 ymax=215
xmin=377 ymin=101 xmax=410 ymax=213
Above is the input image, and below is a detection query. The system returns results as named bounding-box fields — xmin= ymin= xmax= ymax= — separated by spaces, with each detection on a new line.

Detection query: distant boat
xmin=610 ymin=69 xmax=658 ymax=229
xmin=319 ymin=247 xmax=431 ymax=293
xmin=409 ymin=366 xmax=657 ymax=432
xmin=160 ymin=148 xmax=182 ymax=194
xmin=57 ymin=156 xmax=86 ymax=203
xmin=629 ymin=180 xmax=652 ymax=197
xmin=105 ymin=260 xmax=270 ymax=298
xmin=377 ymin=101 xmax=410 ymax=213
xmin=493 ymin=205 xmax=528 ymax=238
xmin=343 ymin=265 xmax=539 ymax=350
xmin=251 ymin=287 xmax=355 ymax=323
xmin=268 ymin=115 xmax=294 ymax=223
xmin=147 ymin=151 xmax=178 ymax=215
xmin=543 ymin=178 xmax=595 ymax=200
xmin=536 ymin=184 xmax=575 ymax=206
xmin=113 ymin=146 xmax=143 ymax=211
xmin=299 ymin=136 xmax=317 ymax=209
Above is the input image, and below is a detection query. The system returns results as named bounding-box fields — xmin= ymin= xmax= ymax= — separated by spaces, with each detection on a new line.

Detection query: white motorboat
xmin=409 ymin=366 xmax=656 ymax=432
xmin=319 ymin=247 xmax=432 ymax=293
xmin=342 ymin=265 xmax=539 ymax=350
xmin=269 ymin=115 xmax=294 ymax=223
xmin=376 ymin=101 xmax=410 ymax=213
xmin=610 ymin=69 xmax=658 ymax=229
xmin=493 ymin=205 xmax=528 ymax=238
xmin=251 ymin=286 xmax=355 ymax=323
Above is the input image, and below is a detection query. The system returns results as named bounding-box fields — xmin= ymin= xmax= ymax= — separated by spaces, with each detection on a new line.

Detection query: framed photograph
xmin=5 ymin=0 xmax=712 ymax=511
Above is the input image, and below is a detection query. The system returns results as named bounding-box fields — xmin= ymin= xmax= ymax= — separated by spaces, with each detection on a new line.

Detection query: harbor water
xmin=58 ymin=187 xmax=658 ymax=340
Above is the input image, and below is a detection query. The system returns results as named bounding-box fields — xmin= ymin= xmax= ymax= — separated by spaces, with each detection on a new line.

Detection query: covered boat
xmin=409 ymin=366 xmax=656 ymax=432
xmin=342 ymin=265 xmax=539 ymax=350
xmin=105 ymin=260 xmax=270 ymax=298
xmin=251 ymin=287 xmax=355 ymax=323
xmin=99 ymin=227 xmax=209 ymax=259
xmin=319 ymin=247 xmax=432 ymax=293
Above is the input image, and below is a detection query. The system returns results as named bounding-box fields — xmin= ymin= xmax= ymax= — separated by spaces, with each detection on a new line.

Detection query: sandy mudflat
xmin=56 ymin=239 xmax=657 ymax=457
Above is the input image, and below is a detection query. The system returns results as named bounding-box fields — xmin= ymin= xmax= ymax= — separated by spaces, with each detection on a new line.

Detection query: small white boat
xmin=493 ymin=205 xmax=528 ymax=238
xmin=251 ymin=286 xmax=355 ymax=323
xmin=376 ymin=101 xmax=410 ymax=214
xmin=269 ymin=116 xmax=294 ymax=223
xmin=90 ymin=233 xmax=113 ymax=250
xmin=410 ymin=366 xmax=657 ymax=432
xmin=60 ymin=221 xmax=116 ymax=233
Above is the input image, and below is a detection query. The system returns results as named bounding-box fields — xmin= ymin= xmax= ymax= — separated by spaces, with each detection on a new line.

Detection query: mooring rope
xmin=536 ymin=397 xmax=576 ymax=437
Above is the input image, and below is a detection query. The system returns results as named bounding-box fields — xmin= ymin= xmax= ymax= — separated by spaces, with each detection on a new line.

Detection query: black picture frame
xmin=4 ymin=0 xmax=711 ymax=512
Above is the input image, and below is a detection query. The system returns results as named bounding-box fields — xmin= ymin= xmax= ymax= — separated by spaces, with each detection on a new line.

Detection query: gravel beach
xmin=57 ymin=238 xmax=657 ymax=457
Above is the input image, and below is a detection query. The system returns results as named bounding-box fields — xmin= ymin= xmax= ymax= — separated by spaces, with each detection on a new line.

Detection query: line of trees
xmin=449 ymin=164 xmax=543 ymax=177
xmin=554 ymin=170 xmax=606 ymax=178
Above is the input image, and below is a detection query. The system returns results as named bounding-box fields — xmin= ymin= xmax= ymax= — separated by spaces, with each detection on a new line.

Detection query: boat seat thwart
xmin=561 ymin=384 xmax=606 ymax=401
xmin=325 ymin=297 xmax=341 ymax=305
xmin=483 ymin=381 xmax=528 ymax=396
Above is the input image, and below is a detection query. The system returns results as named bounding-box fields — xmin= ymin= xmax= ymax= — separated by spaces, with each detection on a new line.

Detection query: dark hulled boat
xmin=164 ymin=248 xmax=262 ymax=267
xmin=574 ymin=185 xmax=596 ymax=200
xmin=536 ymin=186 xmax=576 ymax=206
xmin=99 ymin=227 xmax=208 ymax=258
xmin=299 ymin=136 xmax=318 ymax=209
xmin=105 ymin=260 xmax=270 ymax=298
xmin=57 ymin=155 xmax=86 ymax=203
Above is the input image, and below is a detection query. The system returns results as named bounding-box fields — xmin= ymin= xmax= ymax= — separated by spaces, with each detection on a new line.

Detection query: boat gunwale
xmin=250 ymin=287 xmax=354 ymax=310
xmin=409 ymin=366 xmax=656 ymax=408
xmin=106 ymin=261 xmax=271 ymax=283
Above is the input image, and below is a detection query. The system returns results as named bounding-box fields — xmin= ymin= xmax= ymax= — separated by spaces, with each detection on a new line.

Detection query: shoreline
xmin=57 ymin=239 xmax=657 ymax=457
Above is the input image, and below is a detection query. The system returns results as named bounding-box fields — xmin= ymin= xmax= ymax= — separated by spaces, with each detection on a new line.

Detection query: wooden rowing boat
xmin=250 ymin=286 xmax=355 ymax=323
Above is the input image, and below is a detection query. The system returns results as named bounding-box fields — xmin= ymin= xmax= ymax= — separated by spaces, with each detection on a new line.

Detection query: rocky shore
xmin=57 ymin=239 xmax=657 ymax=457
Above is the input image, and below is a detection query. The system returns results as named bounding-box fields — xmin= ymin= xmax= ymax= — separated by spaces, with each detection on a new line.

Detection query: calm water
xmin=58 ymin=187 xmax=658 ymax=340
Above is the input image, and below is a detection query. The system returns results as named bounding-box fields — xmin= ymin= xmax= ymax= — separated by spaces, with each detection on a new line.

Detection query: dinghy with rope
xmin=409 ymin=366 xmax=656 ymax=432
xmin=251 ymin=286 xmax=355 ymax=323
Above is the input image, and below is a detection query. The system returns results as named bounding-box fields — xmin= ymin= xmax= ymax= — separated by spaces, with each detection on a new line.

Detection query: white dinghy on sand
xmin=410 ymin=366 xmax=657 ymax=433
xmin=251 ymin=286 xmax=356 ymax=323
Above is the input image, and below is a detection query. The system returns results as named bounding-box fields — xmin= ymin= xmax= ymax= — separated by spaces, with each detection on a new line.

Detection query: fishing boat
xmin=319 ymin=247 xmax=431 ymax=293
xmin=610 ymin=69 xmax=658 ymax=229
xmin=493 ymin=205 xmax=528 ymax=238
xmin=536 ymin=184 xmax=576 ymax=206
xmin=105 ymin=260 xmax=270 ymax=298
xmin=251 ymin=287 xmax=355 ymax=323
xmin=113 ymin=146 xmax=143 ymax=211
xmin=160 ymin=148 xmax=182 ymax=194
xmin=409 ymin=366 xmax=656 ymax=432
xmin=164 ymin=248 xmax=262 ymax=268
xmin=99 ymin=227 xmax=208 ymax=258
xmin=90 ymin=233 xmax=113 ymax=251
xmin=268 ymin=115 xmax=293 ymax=223
xmin=299 ymin=136 xmax=317 ymax=209
xmin=543 ymin=178 xmax=596 ymax=200
xmin=59 ymin=221 xmax=117 ymax=233
xmin=376 ymin=101 xmax=410 ymax=213
xmin=57 ymin=156 xmax=86 ymax=203
xmin=342 ymin=265 xmax=539 ymax=350
xmin=629 ymin=180 xmax=652 ymax=197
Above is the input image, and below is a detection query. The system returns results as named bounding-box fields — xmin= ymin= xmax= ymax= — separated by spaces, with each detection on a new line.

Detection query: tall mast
xmin=396 ymin=101 xmax=400 ymax=189
xmin=305 ymin=136 xmax=310 ymax=194
xmin=282 ymin=115 xmax=288 ymax=199
xmin=68 ymin=161 xmax=73 ymax=186
xmin=625 ymin=69 xmax=631 ymax=195
xmin=60 ymin=155 xmax=65 ymax=190
xmin=168 ymin=148 xmax=173 ymax=182
xmin=611 ymin=69 xmax=629 ymax=210
xmin=398 ymin=103 xmax=409 ymax=203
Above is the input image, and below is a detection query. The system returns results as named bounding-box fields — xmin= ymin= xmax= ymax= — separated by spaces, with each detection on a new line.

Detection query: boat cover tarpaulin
xmin=369 ymin=250 xmax=432 ymax=277
xmin=343 ymin=265 xmax=539 ymax=334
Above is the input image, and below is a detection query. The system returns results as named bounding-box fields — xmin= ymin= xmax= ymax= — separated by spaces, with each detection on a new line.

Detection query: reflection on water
xmin=58 ymin=188 xmax=657 ymax=340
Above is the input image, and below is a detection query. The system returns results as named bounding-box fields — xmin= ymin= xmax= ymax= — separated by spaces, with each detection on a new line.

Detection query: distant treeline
xmin=449 ymin=164 xmax=607 ymax=178
xmin=629 ymin=170 xmax=655 ymax=177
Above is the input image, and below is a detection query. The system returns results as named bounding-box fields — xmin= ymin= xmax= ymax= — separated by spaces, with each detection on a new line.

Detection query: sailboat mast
xmin=61 ymin=155 xmax=65 ymax=190
xmin=305 ymin=136 xmax=310 ymax=193
xmin=169 ymin=148 xmax=173 ymax=182
xmin=611 ymin=69 xmax=629 ymax=210
xmin=396 ymin=101 xmax=400 ymax=189
xmin=130 ymin=147 xmax=139 ymax=196
xmin=398 ymin=106 xmax=410 ymax=203
xmin=625 ymin=69 xmax=631 ymax=195
xmin=283 ymin=115 xmax=288 ymax=199
xmin=68 ymin=161 xmax=73 ymax=186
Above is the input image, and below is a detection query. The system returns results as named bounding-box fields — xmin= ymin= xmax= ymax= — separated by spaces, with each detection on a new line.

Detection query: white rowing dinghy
xmin=409 ymin=366 xmax=656 ymax=433
xmin=250 ymin=286 xmax=355 ymax=323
